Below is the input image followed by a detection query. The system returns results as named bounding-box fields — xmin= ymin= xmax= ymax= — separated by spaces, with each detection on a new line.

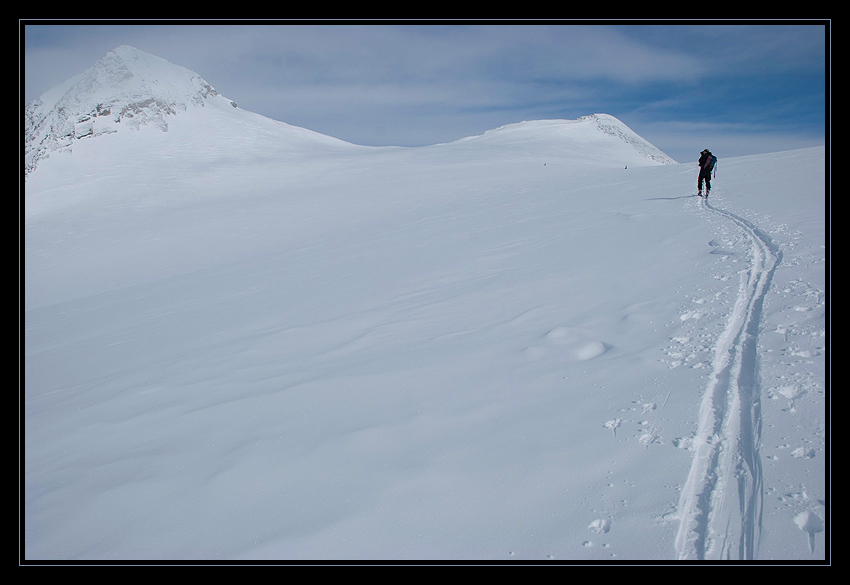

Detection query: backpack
xmin=706 ymin=154 xmax=717 ymax=176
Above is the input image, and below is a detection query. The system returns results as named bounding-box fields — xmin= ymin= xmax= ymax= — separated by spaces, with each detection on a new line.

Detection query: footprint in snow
xmin=588 ymin=518 xmax=612 ymax=534
xmin=794 ymin=510 xmax=824 ymax=553
xmin=673 ymin=436 xmax=695 ymax=451
xmin=770 ymin=384 xmax=807 ymax=411
xmin=791 ymin=447 xmax=816 ymax=459
xmin=603 ymin=418 xmax=622 ymax=438
xmin=679 ymin=310 xmax=704 ymax=322
xmin=637 ymin=427 xmax=661 ymax=448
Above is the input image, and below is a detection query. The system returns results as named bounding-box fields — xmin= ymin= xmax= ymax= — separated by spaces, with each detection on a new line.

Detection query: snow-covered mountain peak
xmin=25 ymin=46 xmax=676 ymax=180
xmin=445 ymin=114 xmax=675 ymax=167
xmin=578 ymin=113 xmax=676 ymax=165
xmin=76 ymin=45 xmax=221 ymax=106
xmin=25 ymin=45 xmax=233 ymax=175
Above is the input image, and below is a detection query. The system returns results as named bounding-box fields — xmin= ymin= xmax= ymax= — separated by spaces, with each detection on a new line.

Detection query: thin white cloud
xmin=23 ymin=22 xmax=826 ymax=157
xmin=478 ymin=25 xmax=706 ymax=84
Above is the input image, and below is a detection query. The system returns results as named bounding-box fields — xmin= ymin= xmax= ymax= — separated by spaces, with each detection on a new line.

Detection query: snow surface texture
xmin=24 ymin=47 xmax=826 ymax=562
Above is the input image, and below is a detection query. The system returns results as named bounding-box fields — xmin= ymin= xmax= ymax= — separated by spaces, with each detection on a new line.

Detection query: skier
xmin=698 ymin=149 xmax=716 ymax=197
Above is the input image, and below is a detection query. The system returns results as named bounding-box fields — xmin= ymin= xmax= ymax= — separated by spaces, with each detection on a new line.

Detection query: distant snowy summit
xmin=456 ymin=115 xmax=676 ymax=166
xmin=24 ymin=45 xmax=237 ymax=175
xmin=24 ymin=46 xmax=676 ymax=176
xmin=579 ymin=114 xmax=676 ymax=165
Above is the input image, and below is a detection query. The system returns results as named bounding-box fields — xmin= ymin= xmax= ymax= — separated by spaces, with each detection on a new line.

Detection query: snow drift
xmin=23 ymin=47 xmax=826 ymax=562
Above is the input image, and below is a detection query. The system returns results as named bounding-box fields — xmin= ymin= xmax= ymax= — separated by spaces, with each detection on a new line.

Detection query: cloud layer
xmin=23 ymin=23 xmax=826 ymax=162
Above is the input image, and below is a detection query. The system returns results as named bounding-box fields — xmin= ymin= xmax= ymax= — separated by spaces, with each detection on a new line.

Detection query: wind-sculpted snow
xmin=23 ymin=47 xmax=825 ymax=562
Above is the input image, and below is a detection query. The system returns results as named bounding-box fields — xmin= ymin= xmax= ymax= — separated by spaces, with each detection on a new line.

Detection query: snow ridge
xmin=25 ymin=45 xmax=231 ymax=175
xmin=579 ymin=114 xmax=676 ymax=165
xmin=450 ymin=115 xmax=676 ymax=167
xmin=25 ymin=47 xmax=677 ymax=177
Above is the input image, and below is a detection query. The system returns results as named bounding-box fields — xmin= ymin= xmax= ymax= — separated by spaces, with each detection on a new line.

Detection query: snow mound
xmin=444 ymin=115 xmax=675 ymax=168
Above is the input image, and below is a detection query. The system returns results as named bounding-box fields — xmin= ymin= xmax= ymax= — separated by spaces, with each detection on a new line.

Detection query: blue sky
xmin=22 ymin=22 xmax=827 ymax=163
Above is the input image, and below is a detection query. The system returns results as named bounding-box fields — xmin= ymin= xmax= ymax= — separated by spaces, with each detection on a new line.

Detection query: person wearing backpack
xmin=698 ymin=149 xmax=717 ymax=197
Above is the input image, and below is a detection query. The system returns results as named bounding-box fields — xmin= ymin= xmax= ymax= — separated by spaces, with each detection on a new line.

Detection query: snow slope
xmin=24 ymin=45 xmax=355 ymax=177
xmin=23 ymin=48 xmax=827 ymax=563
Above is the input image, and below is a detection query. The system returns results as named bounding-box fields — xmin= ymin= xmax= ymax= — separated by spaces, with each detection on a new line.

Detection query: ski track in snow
xmin=674 ymin=195 xmax=783 ymax=560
